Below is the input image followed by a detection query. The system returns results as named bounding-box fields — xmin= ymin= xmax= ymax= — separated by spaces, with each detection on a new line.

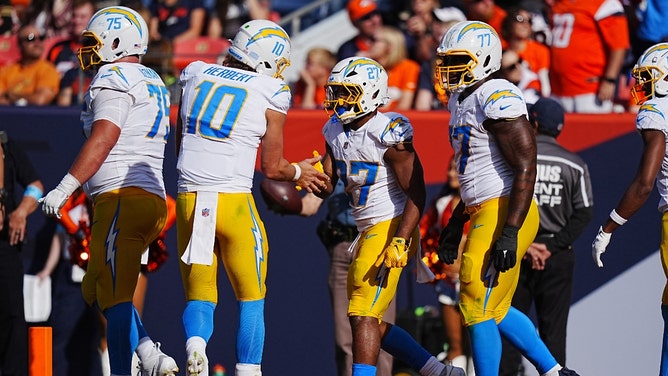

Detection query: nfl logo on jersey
xmin=201 ymin=208 xmax=210 ymax=217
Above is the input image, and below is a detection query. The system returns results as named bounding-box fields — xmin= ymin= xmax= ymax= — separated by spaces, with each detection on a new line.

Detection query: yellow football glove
xmin=383 ymin=237 xmax=410 ymax=268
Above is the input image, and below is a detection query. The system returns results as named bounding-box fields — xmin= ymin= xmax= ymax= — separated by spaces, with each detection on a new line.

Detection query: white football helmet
xmin=78 ymin=6 xmax=149 ymax=71
xmin=435 ymin=20 xmax=502 ymax=93
xmin=228 ymin=19 xmax=291 ymax=79
xmin=631 ymin=43 xmax=668 ymax=105
xmin=324 ymin=56 xmax=389 ymax=124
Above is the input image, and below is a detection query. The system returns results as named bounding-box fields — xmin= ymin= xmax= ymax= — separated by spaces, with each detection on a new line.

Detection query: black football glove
xmin=490 ymin=225 xmax=519 ymax=272
xmin=437 ymin=217 xmax=466 ymax=264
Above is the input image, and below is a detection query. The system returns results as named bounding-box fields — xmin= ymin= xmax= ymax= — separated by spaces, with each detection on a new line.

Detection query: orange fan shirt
xmin=384 ymin=58 xmax=420 ymax=111
xmin=549 ymin=0 xmax=630 ymax=96
xmin=292 ymin=79 xmax=327 ymax=109
xmin=0 ymin=59 xmax=60 ymax=100
xmin=517 ymin=40 xmax=550 ymax=93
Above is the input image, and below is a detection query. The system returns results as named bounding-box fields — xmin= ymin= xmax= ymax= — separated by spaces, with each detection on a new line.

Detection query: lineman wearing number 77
xmin=40 ymin=6 xmax=179 ymax=376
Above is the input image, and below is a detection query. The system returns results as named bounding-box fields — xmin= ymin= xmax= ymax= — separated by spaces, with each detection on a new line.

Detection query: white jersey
xmin=323 ymin=112 xmax=413 ymax=231
xmin=177 ymin=61 xmax=291 ymax=193
xmin=81 ymin=63 xmax=169 ymax=199
xmin=447 ymin=79 xmax=528 ymax=206
xmin=635 ymin=99 xmax=668 ymax=212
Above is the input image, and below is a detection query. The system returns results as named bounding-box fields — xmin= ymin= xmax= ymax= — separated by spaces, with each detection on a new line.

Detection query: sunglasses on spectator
xmin=21 ymin=32 xmax=45 ymax=43
xmin=358 ymin=10 xmax=380 ymax=22
xmin=514 ymin=14 xmax=531 ymax=24
xmin=502 ymin=59 xmax=523 ymax=72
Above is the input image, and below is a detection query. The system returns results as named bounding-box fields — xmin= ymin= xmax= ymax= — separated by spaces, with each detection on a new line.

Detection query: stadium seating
xmin=172 ymin=37 xmax=231 ymax=72
xmin=0 ymin=35 xmax=19 ymax=66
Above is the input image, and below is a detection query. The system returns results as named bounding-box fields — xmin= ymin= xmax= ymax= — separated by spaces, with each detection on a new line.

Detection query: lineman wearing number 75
xmin=40 ymin=6 xmax=179 ymax=376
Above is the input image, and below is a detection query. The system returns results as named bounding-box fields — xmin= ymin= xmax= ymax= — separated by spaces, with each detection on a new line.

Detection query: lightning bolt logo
xmin=481 ymin=262 xmax=497 ymax=314
xmin=381 ymin=114 xmax=412 ymax=142
xmin=639 ymin=103 xmax=665 ymax=118
xmin=483 ymin=89 xmax=521 ymax=111
xmin=109 ymin=66 xmax=128 ymax=84
xmin=458 ymin=22 xmax=498 ymax=42
xmin=248 ymin=198 xmax=265 ymax=292
xmin=105 ymin=201 xmax=121 ymax=288
xmin=371 ymin=264 xmax=389 ymax=309
xmin=342 ymin=58 xmax=384 ymax=77
xmin=247 ymin=27 xmax=290 ymax=47
xmin=272 ymin=83 xmax=291 ymax=97
xmin=641 ymin=44 xmax=668 ymax=64
xmin=95 ymin=7 xmax=144 ymax=38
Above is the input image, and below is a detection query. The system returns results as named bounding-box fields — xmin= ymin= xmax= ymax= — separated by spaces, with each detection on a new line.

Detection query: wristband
xmin=291 ymin=163 xmax=301 ymax=182
xmin=609 ymin=209 xmax=627 ymax=226
xmin=602 ymin=76 xmax=616 ymax=84
xmin=500 ymin=224 xmax=520 ymax=238
xmin=23 ymin=184 xmax=43 ymax=201
xmin=57 ymin=173 xmax=81 ymax=196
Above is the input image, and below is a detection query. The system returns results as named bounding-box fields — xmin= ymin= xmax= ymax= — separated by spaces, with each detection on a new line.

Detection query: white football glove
xmin=592 ymin=226 xmax=612 ymax=268
xmin=40 ymin=173 xmax=80 ymax=219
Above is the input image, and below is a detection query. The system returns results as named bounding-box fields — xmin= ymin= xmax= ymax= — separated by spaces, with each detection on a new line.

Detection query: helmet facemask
xmin=270 ymin=56 xmax=290 ymax=80
xmin=78 ymin=32 xmax=104 ymax=71
xmin=324 ymin=82 xmax=366 ymax=123
xmin=436 ymin=52 xmax=478 ymax=93
xmin=631 ymin=65 xmax=664 ymax=105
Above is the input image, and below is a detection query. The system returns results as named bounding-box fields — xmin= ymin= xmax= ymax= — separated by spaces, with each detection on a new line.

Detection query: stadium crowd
xmin=0 ymin=0 xmax=662 ymax=113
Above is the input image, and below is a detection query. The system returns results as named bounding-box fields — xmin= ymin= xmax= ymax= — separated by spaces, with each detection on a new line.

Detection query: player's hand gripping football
xmin=383 ymin=237 xmax=410 ymax=268
xmin=490 ymin=225 xmax=519 ymax=272
xmin=592 ymin=226 xmax=612 ymax=268
xmin=295 ymin=150 xmax=325 ymax=192
xmin=437 ymin=217 xmax=465 ymax=264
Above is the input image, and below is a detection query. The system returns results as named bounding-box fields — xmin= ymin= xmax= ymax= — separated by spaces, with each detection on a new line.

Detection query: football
xmin=260 ymin=178 xmax=303 ymax=215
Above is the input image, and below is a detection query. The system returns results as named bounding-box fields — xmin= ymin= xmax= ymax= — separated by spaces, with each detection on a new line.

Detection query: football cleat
xmin=138 ymin=342 xmax=179 ymax=376
xmin=439 ymin=364 xmax=466 ymax=376
xmin=186 ymin=350 xmax=208 ymax=376
xmin=558 ymin=367 xmax=580 ymax=376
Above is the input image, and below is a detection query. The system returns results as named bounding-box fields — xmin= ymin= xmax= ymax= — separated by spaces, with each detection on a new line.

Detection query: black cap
xmin=528 ymin=97 xmax=565 ymax=138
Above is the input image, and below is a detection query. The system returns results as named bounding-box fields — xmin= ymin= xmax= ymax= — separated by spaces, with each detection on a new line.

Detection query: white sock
xmin=99 ymin=347 xmax=110 ymax=376
xmin=131 ymin=352 xmax=140 ymax=373
xmin=186 ymin=336 xmax=207 ymax=354
xmin=420 ymin=356 xmax=444 ymax=376
xmin=236 ymin=362 xmax=262 ymax=376
xmin=450 ymin=355 xmax=468 ymax=371
xmin=541 ymin=364 xmax=562 ymax=376
xmin=135 ymin=336 xmax=155 ymax=360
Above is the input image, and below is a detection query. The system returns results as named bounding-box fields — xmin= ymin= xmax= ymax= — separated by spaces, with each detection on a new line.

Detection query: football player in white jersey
xmin=592 ymin=42 xmax=668 ymax=376
xmin=316 ymin=56 xmax=464 ymax=376
xmin=175 ymin=19 xmax=328 ymax=376
xmin=434 ymin=21 xmax=579 ymax=376
xmin=40 ymin=6 xmax=178 ymax=376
